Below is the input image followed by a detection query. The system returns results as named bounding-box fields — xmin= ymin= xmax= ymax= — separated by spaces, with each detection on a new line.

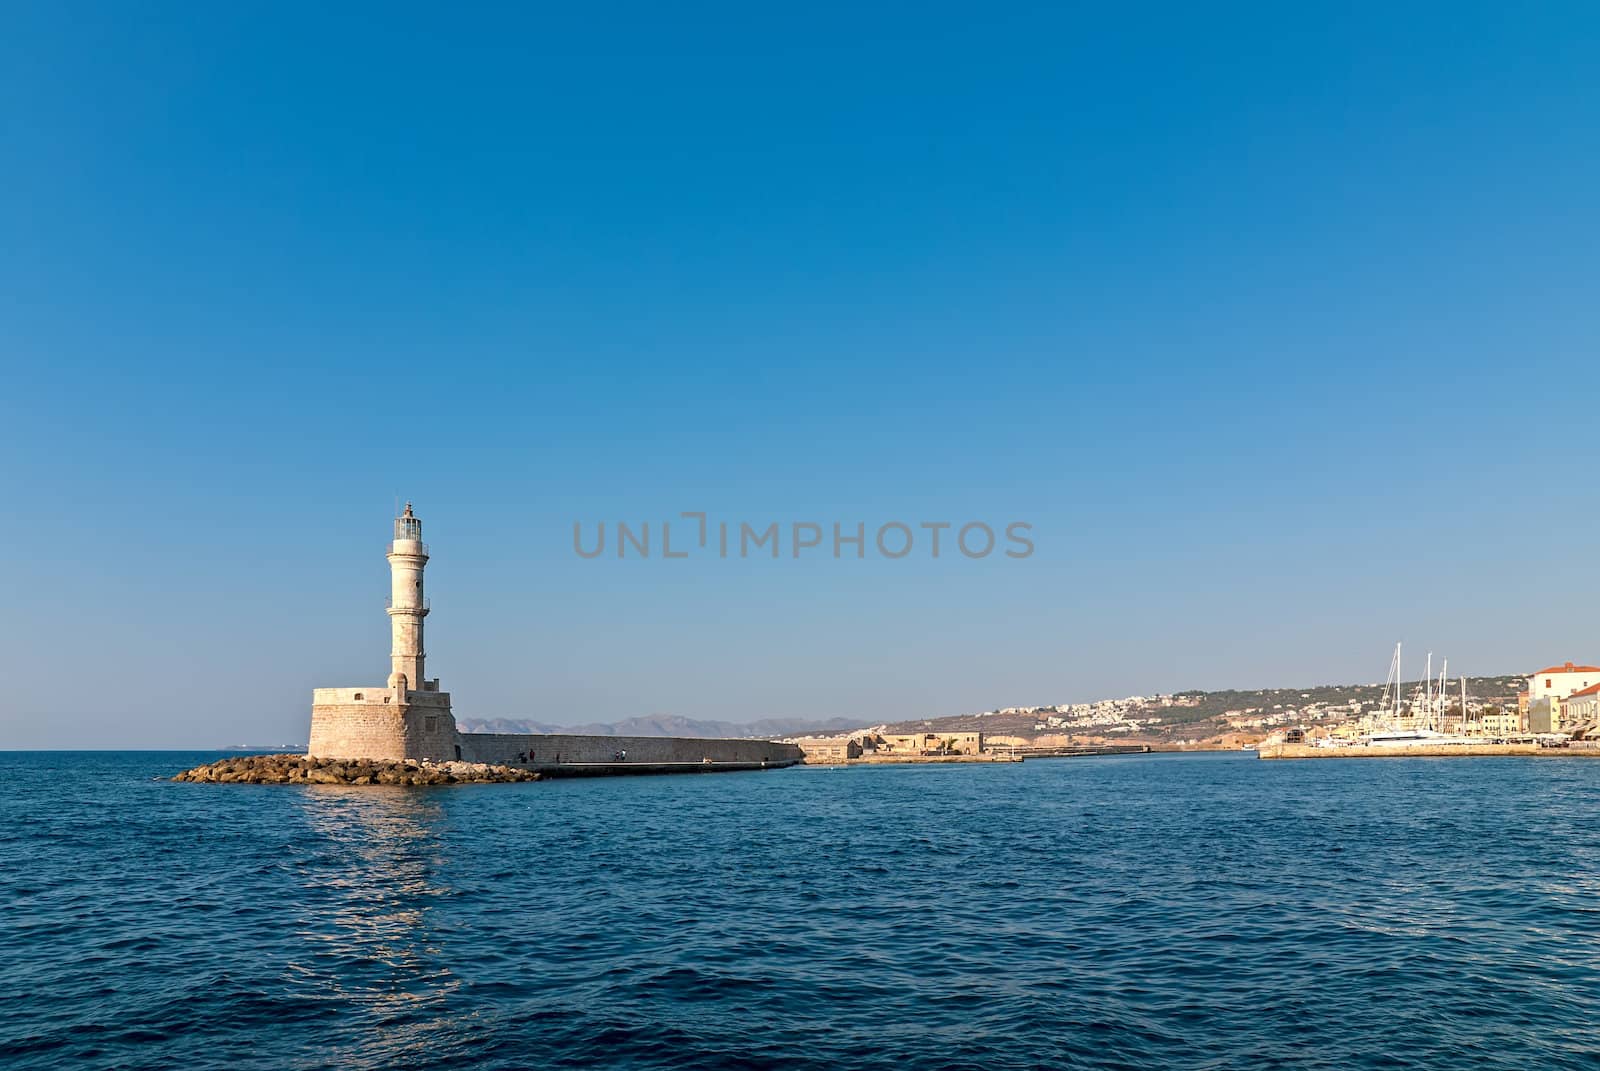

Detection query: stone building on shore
xmin=790 ymin=737 xmax=864 ymax=763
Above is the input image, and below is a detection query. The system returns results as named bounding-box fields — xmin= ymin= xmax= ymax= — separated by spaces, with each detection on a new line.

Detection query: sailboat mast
xmin=1395 ymin=643 xmax=1402 ymax=721
xmin=1439 ymin=659 xmax=1448 ymax=732
xmin=1425 ymin=652 xmax=1432 ymax=727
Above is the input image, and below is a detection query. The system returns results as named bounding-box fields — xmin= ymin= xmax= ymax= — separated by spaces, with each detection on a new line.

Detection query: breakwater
xmin=1014 ymin=744 xmax=1151 ymax=759
xmin=458 ymin=732 xmax=803 ymax=770
xmin=844 ymin=753 xmax=1021 ymax=765
xmin=172 ymin=754 xmax=541 ymax=784
xmin=536 ymin=759 xmax=792 ymax=777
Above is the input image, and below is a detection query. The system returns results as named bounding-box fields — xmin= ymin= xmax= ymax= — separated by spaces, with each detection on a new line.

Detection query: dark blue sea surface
xmin=3 ymin=751 xmax=1600 ymax=1070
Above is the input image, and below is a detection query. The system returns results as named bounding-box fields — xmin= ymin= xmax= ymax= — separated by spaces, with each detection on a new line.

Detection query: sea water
xmin=3 ymin=750 xmax=1599 ymax=1069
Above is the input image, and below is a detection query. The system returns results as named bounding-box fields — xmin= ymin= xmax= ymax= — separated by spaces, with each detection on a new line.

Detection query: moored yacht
xmin=1361 ymin=643 xmax=1477 ymax=746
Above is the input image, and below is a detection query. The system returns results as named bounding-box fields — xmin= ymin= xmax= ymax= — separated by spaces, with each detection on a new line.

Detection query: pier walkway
xmin=530 ymin=759 xmax=802 ymax=778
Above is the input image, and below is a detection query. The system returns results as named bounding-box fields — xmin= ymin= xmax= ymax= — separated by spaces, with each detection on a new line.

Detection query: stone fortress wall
xmin=308 ymin=700 xmax=803 ymax=769
xmin=459 ymin=732 xmax=801 ymax=767
xmin=307 ymin=696 xmax=407 ymax=761
xmin=308 ymin=687 xmax=459 ymax=763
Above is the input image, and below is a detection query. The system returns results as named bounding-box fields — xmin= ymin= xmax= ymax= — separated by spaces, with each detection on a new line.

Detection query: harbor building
xmin=877 ymin=731 xmax=985 ymax=755
xmin=308 ymin=505 xmax=802 ymax=772
xmin=1480 ymin=706 xmax=1524 ymax=737
xmin=1565 ymin=684 xmax=1600 ymax=733
xmin=791 ymin=737 xmax=864 ymax=763
xmin=1523 ymin=662 xmax=1600 ymax=734
xmin=1527 ymin=662 xmax=1600 ymax=703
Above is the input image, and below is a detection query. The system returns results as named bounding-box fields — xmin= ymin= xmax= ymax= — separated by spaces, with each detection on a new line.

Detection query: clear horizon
xmin=4 ymin=4 xmax=1598 ymax=748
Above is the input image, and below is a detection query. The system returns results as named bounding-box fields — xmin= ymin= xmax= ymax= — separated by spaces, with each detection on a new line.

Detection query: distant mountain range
xmin=456 ymin=713 xmax=862 ymax=739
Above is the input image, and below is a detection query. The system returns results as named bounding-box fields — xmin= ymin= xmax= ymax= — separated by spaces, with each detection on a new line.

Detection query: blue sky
xmin=3 ymin=3 xmax=1597 ymax=747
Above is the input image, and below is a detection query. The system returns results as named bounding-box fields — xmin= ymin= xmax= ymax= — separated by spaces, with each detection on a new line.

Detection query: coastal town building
xmin=1523 ymin=663 xmax=1600 ymax=734
xmin=878 ymin=731 xmax=984 ymax=755
xmin=1562 ymin=684 xmax=1600 ymax=732
xmin=1528 ymin=698 xmax=1561 ymax=734
xmin=784 ymin=731 xmax=1016 ymax=763
xmin=1479 ymin=707 xmax=1524 ymax=737
xmin=792 ymin=737 xmax=863 ymax=763
xmin=1527 ymin=662 xmax=1600 ymax=704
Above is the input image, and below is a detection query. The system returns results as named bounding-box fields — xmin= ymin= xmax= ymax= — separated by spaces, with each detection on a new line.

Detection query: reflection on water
xmin=288 ymin=787 xmax=461 ymax=1070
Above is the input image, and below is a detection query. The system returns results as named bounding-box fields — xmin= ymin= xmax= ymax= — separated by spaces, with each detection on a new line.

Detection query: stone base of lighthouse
xmin=308 ymin=681 xmax=460 ymax=763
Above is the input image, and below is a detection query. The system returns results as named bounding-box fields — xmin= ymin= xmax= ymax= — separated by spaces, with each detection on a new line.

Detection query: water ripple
xmin=3 ymin=752 xmax=1599 ymax=1069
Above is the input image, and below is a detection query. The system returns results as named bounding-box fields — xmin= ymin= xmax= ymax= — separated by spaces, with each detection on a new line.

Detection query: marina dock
xmin=1259 ymin=742 xmax=1600 ymax=759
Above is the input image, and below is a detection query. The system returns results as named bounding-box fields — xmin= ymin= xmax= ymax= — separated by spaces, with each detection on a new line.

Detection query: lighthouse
xmin=307 ymin=503 xmax=458 ymax=761
xmin=387 ymin=502 xmax=429 ymax=692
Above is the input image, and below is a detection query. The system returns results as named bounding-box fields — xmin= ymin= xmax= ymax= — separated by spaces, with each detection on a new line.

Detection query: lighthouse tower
xmin=387 ymin=503 xmax=429 ymax=692
xmin=307 ymin=504 xmax=458 ymax=761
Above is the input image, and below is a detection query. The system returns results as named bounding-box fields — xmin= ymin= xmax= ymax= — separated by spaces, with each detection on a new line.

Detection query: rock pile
xmin=172 ymin=754 xmax=541 ymax=785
